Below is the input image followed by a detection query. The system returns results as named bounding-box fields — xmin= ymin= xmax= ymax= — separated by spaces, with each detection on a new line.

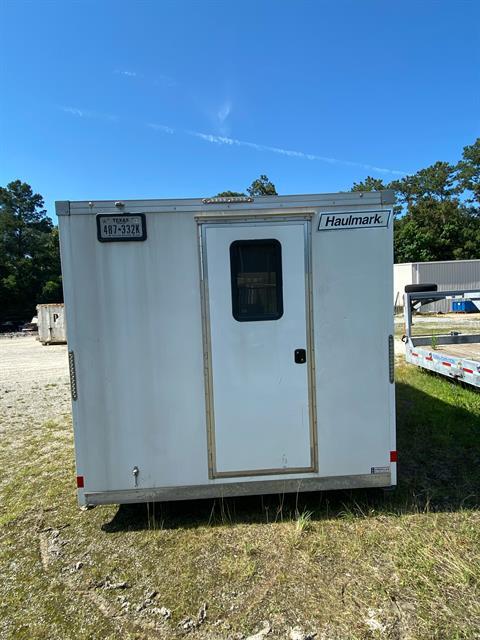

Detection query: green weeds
xmin=1 ymin=363 xmax=479 ymax=638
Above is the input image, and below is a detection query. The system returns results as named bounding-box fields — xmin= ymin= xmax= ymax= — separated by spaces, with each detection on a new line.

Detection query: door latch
xmin=294 ymin=349 xmax=306 ymax=364
xmin=132 ymin=466 xmax=139 ymax=487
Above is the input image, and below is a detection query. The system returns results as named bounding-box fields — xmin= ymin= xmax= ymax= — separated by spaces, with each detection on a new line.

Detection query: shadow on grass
xmin=103 ymin=377 xmax=480 ymax=532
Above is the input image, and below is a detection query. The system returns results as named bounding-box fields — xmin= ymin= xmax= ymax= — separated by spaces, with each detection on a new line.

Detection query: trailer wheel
xmin=404 ymin=283 xmax=438 ymax=293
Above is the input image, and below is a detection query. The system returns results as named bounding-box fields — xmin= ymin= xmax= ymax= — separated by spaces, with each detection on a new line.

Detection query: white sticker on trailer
xmin=318 ymin=209 xmax=391 ymax=231
xmin=371 ymin=466 xmax=390 ymax=474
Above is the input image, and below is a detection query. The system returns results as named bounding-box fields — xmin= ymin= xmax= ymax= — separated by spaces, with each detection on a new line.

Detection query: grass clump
xmin=295 ymin=509 xmax=313 ymax=534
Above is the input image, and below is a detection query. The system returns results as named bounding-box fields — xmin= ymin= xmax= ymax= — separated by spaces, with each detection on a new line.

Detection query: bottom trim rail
xmin=84 ymin=473 xmax=392 ymax=505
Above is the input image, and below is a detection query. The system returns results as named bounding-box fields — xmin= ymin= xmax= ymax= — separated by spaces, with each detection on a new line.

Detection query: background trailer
xmin=57 ymin=192 xmax=396 ymax=507
xmin=37 ymin=303 xmax=67 ymax=345
xmin=403 ymin=288 xmax=480 ymax=388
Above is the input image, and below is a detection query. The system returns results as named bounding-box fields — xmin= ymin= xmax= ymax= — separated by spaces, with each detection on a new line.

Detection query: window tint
xmin=230 ymin=239 xmax=283 ymax=321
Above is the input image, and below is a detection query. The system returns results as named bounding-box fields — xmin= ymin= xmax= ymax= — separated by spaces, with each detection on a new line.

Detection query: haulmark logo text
xmin=318 ymin=209 xmax=391 ymax=231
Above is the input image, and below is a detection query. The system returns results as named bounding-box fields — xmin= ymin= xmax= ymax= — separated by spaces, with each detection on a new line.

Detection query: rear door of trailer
xmin=200 ymin=219 xmax=316 ymax=478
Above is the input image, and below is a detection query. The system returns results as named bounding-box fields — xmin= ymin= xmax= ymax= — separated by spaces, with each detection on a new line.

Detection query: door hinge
xmin=68 ymin=350 xmax=78 ymax=400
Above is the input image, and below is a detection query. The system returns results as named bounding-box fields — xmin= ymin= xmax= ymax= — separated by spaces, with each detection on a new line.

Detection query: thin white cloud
xmin=216 ymin=100 xmax=232 ymax=134
xmin=60 ymin=106 xmax=119 ymax=122
xmin=115 ymin=70 xmax=137 ymax=77
xmin=217 ymin=102 xmax=231 ymax=123
xmin=147 ymin=123 xmax=175 ymax=134
xmin=187 ymin=131 xmax=405 ymax=175
xmin=61 ymin=106 xmax=86 ymax=117
xmin=60 ymin=104 xmax=405 ymax=176
xmin=115 ymin=68 xmax=176 ymax=87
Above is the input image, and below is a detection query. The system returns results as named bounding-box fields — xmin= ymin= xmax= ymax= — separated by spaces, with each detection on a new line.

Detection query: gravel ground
xmin=394 ymin=311 xmax=480 ymax=328
xmin=0 ymin=334 xmax=68 ymax=384
xmin=0 ymin=335 xmax=70 ymax=431
xmin=0 ymin=336 xmax=71 ymax=500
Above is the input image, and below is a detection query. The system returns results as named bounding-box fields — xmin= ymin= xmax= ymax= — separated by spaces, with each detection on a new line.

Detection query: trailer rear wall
xmin=57 ymin=192 xmax=396 ymax=506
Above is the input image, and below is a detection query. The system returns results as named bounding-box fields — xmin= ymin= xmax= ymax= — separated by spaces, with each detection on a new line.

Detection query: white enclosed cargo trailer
xmin=37 ymin=303 xmax=67 ymax=344
xmin=57 ymin=192 xmax=397 ymax=507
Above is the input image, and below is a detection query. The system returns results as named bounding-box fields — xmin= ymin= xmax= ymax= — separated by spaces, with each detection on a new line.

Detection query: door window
xmin=230 ymin=239 xmax=283 ymax=321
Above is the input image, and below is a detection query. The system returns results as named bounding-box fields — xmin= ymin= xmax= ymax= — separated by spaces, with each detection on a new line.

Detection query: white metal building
xmin=394 ymin=259 xmax=480 ymax=313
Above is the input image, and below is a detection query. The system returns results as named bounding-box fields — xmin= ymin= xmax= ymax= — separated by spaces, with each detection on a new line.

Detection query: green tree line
xmin=0 ymin=181 xmax=62 ymax=323
xmin=351 ymin=139 xmax=480 ymax=262
xmin=1 ymin=140 xmax=478 ymax=323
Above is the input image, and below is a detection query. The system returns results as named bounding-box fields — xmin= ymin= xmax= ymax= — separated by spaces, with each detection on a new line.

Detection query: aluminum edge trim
xmin=84 ymin=473 xmax=393 ymax=504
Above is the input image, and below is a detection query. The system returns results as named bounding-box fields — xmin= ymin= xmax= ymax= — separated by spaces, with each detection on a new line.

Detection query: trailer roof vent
xmin=202 ymin=196 xmax=254 ymax=204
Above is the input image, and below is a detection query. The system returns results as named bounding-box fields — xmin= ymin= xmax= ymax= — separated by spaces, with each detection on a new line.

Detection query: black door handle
xmin=294 ymin=348 xmax=306 ymax=364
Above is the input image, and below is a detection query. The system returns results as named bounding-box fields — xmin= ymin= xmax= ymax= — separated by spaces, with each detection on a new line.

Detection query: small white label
xmin=318 ymin=209 xmax=391 ymax=231
xmin=371 ymin=466 xmax=390 ymax=474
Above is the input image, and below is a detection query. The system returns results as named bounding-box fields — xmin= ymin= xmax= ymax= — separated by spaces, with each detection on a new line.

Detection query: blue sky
xmin=1 ymin=0 xmax=479 ymax=220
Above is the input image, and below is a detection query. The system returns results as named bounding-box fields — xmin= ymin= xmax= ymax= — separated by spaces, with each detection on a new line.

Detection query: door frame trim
xmin=197 ymin=214 xmax=318 ymax=479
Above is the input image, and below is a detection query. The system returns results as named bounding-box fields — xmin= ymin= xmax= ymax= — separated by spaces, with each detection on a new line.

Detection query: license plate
xmin=96 ymin=214 xmax=147 ymax=242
